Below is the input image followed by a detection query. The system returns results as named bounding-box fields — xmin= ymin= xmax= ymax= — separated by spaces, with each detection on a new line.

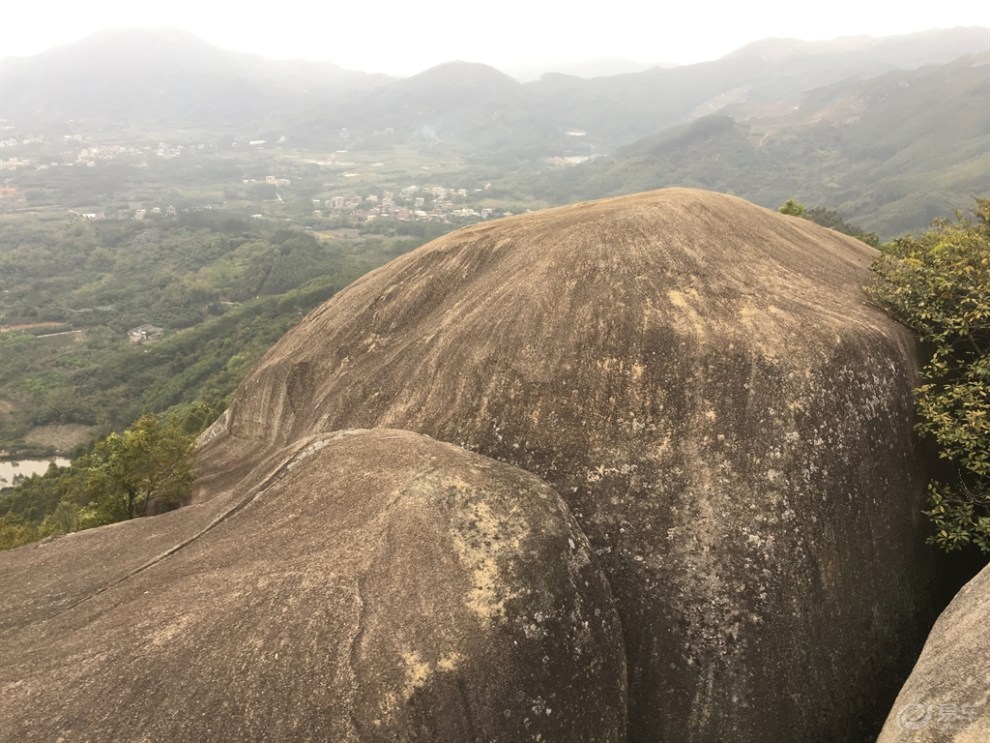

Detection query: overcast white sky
xmin=1 ymin=1 xmax=987 ymax=75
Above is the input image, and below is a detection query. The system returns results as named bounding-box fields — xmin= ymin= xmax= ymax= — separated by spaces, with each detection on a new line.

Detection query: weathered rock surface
xmin=877 ymin=562 xmax=990 ymax=742
xmin=0 ymin=429 xmax=626 ymax=742
xmin=200 ymin=188 xmax=939 ymax=740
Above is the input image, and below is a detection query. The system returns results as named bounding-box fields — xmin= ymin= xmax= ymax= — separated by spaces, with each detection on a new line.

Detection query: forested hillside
xmin=0 ymin=211 xmax=426 ymax=456
xmin=526 ymin=52 xmax=990 ymax=235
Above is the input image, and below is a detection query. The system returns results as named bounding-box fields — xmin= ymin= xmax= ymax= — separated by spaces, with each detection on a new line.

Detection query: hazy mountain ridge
xmin=2 ymin=26 xmax=987 ymax=231
xmin=505 ymin=57 xmax=671 ymax=83
xmin=4 ymin=26 xmax=986 ymax=144
xmin=524 ymin=26 xmax=990 ymax=148
xmin=292 ymin=61 xmax=568 ymax=155
xmin=542 ymin=50 xmax=989 ymax=234
xmin=0 ymin=28 xmax=392 ymax=130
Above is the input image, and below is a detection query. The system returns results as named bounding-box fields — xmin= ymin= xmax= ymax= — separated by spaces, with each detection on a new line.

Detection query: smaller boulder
xmin=877 ymin=562 xmax=990 ymax=742
xmin=0 ymin=429 xmax=626 ymax=742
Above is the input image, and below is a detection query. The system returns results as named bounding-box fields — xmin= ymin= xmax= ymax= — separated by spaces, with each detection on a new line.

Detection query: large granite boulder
xmin=200 ymin=188 xmax=940 ymax=740
xmin=877 ymin=562 xmax=990 ymax=742
xmin=0 ymin=429 xmax=625 ymax=742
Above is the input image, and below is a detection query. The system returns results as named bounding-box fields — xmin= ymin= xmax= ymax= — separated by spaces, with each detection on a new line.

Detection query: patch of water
xmin=0 ymin=458 xmax=71 ymax=487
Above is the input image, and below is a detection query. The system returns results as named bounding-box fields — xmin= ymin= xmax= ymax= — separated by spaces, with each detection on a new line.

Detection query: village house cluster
xmin=0 ymin=133 xmax=209 ymax=172
xmin=1 ymin=127 xmax=517 ymax=227
xmin=312 ymin=183 xmax=510 ymax=224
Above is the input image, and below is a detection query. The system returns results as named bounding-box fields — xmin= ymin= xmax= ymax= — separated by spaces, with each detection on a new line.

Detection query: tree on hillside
xmin=778 ymin=198 xmax=806 ymax=217
xmin=1 ymin=411 xmax=201 ymax=551
xmin=778 ymin=199 xmax=880 ymax=246
xmin=804 ymin=206 xmax=880 ymax=247
xmin=0 ymin=515 xmax=52 ymax=551
xmin=81 ymin=413 xmax=196 ymax=524
xmin=869 ymin=198 xmax=990 ymax=553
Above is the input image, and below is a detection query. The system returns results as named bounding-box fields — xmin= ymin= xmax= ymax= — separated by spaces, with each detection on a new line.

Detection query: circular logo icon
xmin=896 ymin=703 xmax=933 ymax=731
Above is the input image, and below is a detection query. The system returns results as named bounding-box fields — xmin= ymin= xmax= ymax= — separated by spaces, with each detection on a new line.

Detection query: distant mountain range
xmin=532 ymin=49 xmax=990 ymax=234
xmin=2 ymin=26 xmax=988 ymax=233
xmin=0 ymin=28 xmax=390 ymax=131
xmin=503 ymin=58 xmax=672 ymax=83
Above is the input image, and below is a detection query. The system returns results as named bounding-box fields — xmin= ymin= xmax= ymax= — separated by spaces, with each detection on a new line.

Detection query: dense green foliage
xmin=0 ymin=413 xmax=197 ymax=550
xmin=2 ymin=212 xmax=360 ymax=328
xmin=81 ymin=413 xmax=197 ymax=521
xmin=778 ymin=199 xmax=806 ymax=217
xmin=0 ymin=206 xmax=435 ymax=549
xmin=869 ymin=200 xmax=990 ymax=553
xmin=0 ymin=212 xmax=425 ymax=455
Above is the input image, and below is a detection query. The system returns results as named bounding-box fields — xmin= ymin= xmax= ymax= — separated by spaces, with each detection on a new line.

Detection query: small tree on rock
xmin=83 ymin=413 xmax=196 ymax=524
xmin=778 ymin=198 xmax=806 ymax=217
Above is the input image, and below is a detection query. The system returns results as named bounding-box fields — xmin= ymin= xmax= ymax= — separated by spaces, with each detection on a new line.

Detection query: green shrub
xmin=869 ymin=199 xmax=990 ymax=553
